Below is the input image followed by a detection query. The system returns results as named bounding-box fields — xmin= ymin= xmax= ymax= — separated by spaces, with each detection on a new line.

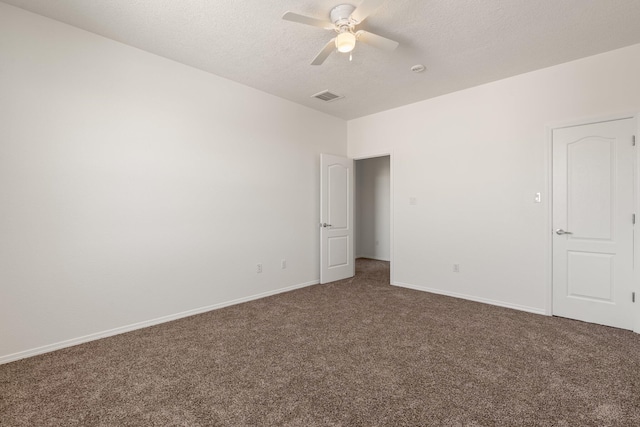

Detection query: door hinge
xmin=633 ymin=292 xmax=636 ymax=303
xmin=633 ymin=135 xmax=636 ymax=146
xmin=634 ymin=213 xmax=636 ymax=225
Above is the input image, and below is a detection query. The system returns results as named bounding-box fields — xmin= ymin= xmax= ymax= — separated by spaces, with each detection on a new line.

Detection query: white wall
xmin=0 ymin=3 xmax=346 ymax=362
xmin=356 ymin=156 xmax=390 ymax=261
xmin=348 ymin=43 xmax=640 ymax=314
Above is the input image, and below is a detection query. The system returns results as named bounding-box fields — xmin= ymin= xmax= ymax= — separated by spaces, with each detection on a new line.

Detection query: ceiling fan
xmin=282 ymin=0 xmax=399 ymax=65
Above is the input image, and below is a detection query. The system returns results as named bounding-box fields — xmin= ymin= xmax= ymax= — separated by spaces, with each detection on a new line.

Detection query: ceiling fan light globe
xmin=335 ymin=32 xmax=356 ymax=53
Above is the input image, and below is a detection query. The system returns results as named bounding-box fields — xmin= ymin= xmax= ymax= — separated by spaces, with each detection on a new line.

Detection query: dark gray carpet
xmin=2 ymin=258 xmax=640 ymax=426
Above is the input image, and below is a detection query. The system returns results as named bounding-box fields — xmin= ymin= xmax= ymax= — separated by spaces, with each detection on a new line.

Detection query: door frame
xmin=353 ymin=151 xmax=394 ymax=285
xmin=545 ymin=112 xmax=639 ymax=333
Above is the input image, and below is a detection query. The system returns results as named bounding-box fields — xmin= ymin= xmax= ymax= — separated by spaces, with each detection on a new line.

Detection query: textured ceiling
xmin=3 ymin=0 xmax=640 ymax=120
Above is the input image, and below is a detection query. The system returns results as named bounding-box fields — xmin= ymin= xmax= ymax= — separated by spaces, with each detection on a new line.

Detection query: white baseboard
xmin=356 ymin=255 xmax=390 ymax=262
xmin=0 ymin=279 xmax=319 ymax=365
xmin=393 ymin=281 xmax=546 ymax=316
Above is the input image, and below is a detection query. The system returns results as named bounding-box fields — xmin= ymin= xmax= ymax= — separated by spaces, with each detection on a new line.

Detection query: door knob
xmin=320 ymin=223 xmax=332 ymax=228
xmin=555 ymin=229 xmax=573 ymax=235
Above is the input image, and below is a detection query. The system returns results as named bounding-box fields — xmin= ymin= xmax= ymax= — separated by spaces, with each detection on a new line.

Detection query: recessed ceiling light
xmin=411 ymin=64 xmax=426 ymax=73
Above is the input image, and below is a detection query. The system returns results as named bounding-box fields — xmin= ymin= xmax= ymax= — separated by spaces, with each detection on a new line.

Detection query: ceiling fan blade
xmin=356 ymin=30 xmax=399 ymax=51
xmin=311 ymin=38 xmax=336 ymax=65
xmin=350 ymin=0 xmax=387 ymax=23
xmin=282 ymin=11 xmax=334 ymax=30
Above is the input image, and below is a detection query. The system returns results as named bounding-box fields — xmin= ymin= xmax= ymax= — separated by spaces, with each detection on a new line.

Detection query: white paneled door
xmin=552 ymin=118 xmax=636 ymax=329
xmin=320 ymin=154 xmax=354 ymax=284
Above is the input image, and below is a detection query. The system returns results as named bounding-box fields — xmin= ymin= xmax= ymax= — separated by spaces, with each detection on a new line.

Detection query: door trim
xmin=353 ymin=150 xmax=394 ymax=285
xmin=545 ymin=112 xmax=639 ymax=332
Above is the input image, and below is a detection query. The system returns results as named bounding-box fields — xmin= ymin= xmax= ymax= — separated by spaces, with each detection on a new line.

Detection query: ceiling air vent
xmin=311 ymin=90 xmax=344 ymax=102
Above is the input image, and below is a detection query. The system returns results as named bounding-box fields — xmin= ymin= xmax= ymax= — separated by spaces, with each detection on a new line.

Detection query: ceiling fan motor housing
xmin=331 ymin=4 xmax=357 ymax=29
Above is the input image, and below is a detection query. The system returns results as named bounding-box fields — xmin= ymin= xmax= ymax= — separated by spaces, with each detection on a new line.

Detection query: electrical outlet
xmin=281 ymin=259 xmax=286 ymax=269
xmin=453 ymin=264 xmax=460 ymax=273
xmin=257 ymin=263 xmax=262 ymax=273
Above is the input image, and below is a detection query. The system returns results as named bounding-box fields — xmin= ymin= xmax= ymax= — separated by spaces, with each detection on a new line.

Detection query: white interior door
xmin=320 ymin=153 xmax=354 ymax=284
xmin=552 ymin=118 xmax=636 ymax=329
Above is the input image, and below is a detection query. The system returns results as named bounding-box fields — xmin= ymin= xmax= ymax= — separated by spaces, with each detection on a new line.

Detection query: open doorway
xmin=355 ymin=156 xmax=391 ymax=266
